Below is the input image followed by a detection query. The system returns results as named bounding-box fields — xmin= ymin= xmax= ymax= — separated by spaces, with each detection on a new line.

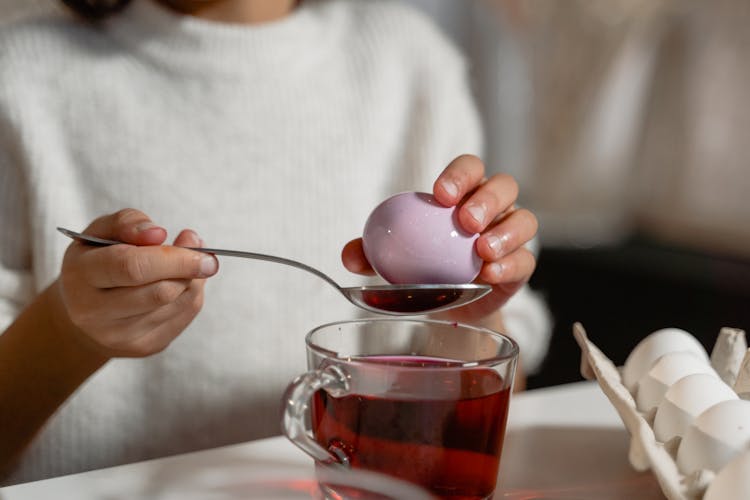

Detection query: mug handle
xmin=282 ymin=364 xmax=351 ymax=466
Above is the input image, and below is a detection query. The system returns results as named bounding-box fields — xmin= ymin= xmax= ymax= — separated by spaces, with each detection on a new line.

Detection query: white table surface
xmin=0 ymin=381 xmax=665 ymax=499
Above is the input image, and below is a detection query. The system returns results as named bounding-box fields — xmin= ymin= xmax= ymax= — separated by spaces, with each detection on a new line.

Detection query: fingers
xmin=475 ymin=208 xmax=538 ymax=262
xmin=76 ymin=239 xmax=218 ymax=288
xmin=478 ymin=246 xmax=536 ymax=286
xmin=96 ymin=279 xmax=206 ymax=357
xmin=456 ymin=174 xmax=519 ymax=234
xmin=433 ymin=154 xmax=485 ymax=207
xmin=104 ymin=227 xmax=206 ymax=326
xmin=427 ymin=155 xmax=541 ymax=321
xmin=64 ymin=224 xmax=216 ymax=294
xmin=173 ymin=228 xmax=203 ymax=248
xmin=94 ymin=279 xmax=193 ymax=318
xmin=432 ymin=155 xmax=520 ymax=235
xmin=59 ymin=224 xmax=212 ymax=358
xmin=83 ymin=208 xmax=167 ymax=246
xmin=341 ymin=238 xmax=376 ymax=275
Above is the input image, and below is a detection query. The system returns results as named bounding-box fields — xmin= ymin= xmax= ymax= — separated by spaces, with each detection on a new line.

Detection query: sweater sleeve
xmin=501 ymin=279 xmax=552 ymax=375
xmin=0 ymin=72 xmax=34 ymax=334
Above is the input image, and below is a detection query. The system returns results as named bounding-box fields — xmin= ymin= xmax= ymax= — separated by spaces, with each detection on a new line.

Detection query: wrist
xmin=43 ymin=280 xmax=111 ymax=367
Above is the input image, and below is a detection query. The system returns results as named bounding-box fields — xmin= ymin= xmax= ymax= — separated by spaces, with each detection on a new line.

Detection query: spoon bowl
xmin=57 ymin=227 xmax=491 ymax=316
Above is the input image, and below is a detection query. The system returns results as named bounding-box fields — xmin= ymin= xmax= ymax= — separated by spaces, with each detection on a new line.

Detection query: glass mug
xmin=282 ymin=318 xmax=519 ymax=499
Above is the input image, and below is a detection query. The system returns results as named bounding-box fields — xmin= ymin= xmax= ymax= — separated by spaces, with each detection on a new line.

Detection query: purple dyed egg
xmin=362 ymin=192 xmax=481 ymax=284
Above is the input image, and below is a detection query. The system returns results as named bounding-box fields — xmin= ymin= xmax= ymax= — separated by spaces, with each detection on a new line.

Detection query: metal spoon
xmin=57 ymin=227 xmax=491 ymax=316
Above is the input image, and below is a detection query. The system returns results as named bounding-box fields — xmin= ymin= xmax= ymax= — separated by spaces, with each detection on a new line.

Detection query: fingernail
xmin=487 ymin=262 xmax=503 ymax=279
xmin=200 ymin=256 xmax=218 ymax=277
xmin=466 ymin=204 xmax=486 ymax=225
xmin=136 ymin=222 xmax=158 ymax=233
xmin=440 ymin=179 xmax=459 ymax=198
xmin=486 ymin=234 xmax=510 ymax=257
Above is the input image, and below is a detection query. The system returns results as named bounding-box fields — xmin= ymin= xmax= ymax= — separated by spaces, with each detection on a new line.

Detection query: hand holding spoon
xmin=57 ymin=227 xmax=491 ymax=316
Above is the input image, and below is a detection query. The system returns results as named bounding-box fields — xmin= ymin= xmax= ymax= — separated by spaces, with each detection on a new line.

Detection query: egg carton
xmin=573 ymin=323 xmax=750 ymax=500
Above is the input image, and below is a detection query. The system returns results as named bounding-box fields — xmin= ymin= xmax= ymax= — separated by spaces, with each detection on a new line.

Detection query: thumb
xmin=83 ymin=208 xmax=167 ymax=246
xmin=341 ymin=238 xmax=376 ymax=276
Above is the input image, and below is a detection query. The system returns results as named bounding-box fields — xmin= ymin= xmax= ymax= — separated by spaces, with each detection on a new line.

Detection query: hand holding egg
xmin=342 ymin=155 xmax=539 ymax=318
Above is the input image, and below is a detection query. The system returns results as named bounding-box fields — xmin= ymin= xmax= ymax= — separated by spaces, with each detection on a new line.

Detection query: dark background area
xmin=526 ymin=236 xmax=750 ymax=390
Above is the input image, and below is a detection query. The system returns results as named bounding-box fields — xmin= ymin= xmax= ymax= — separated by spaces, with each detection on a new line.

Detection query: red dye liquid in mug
xmin=311 ymin=356 xmax=511 ymax=499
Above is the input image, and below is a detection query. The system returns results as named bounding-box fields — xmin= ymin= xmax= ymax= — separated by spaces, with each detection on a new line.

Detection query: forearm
xmin=0 ymin=281 xmax=108 ymax=476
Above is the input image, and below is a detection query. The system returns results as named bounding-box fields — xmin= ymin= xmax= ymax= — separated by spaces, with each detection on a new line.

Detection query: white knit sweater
xmin=0 ymin=0 xmax=550 ymax=484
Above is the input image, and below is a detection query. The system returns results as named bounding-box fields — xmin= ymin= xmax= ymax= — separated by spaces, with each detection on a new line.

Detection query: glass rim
xmin=305 ymin=317 xmax=519 ymax=368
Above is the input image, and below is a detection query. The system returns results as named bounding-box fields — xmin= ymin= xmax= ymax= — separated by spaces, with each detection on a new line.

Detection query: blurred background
xmin=405 ymin=0 xmax=750 ymax=388
xmin=3 ymin=0 xmax=750 ymax=389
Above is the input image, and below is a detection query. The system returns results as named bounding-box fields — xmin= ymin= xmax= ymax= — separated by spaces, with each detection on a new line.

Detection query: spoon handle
xmin=56 ymin=227 xmax=342 ymax=291
xmin=192 ymin=247 xmax=342 ymax=290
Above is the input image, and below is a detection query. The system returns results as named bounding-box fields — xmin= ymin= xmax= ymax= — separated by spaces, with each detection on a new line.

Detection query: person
xmin=0 ymin=0 xmax=550 ymax=484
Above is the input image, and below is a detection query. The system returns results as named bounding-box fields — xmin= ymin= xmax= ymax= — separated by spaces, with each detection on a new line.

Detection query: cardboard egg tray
xmin=573 ymin=323 xmax=750 ymax=500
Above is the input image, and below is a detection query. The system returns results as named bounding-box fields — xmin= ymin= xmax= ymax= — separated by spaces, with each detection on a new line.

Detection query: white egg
xmin=635 ymin=351 xmax=716 ymax=412
xmin=622 ymin=328 xmax=708 ymax=392
xmin=677 ymin=399 xmax=750 ymax=475
xmin=653 ymin=373 xmax=737 ymax=443
xmin=704 ymin=448 xmax=750 ymax=500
